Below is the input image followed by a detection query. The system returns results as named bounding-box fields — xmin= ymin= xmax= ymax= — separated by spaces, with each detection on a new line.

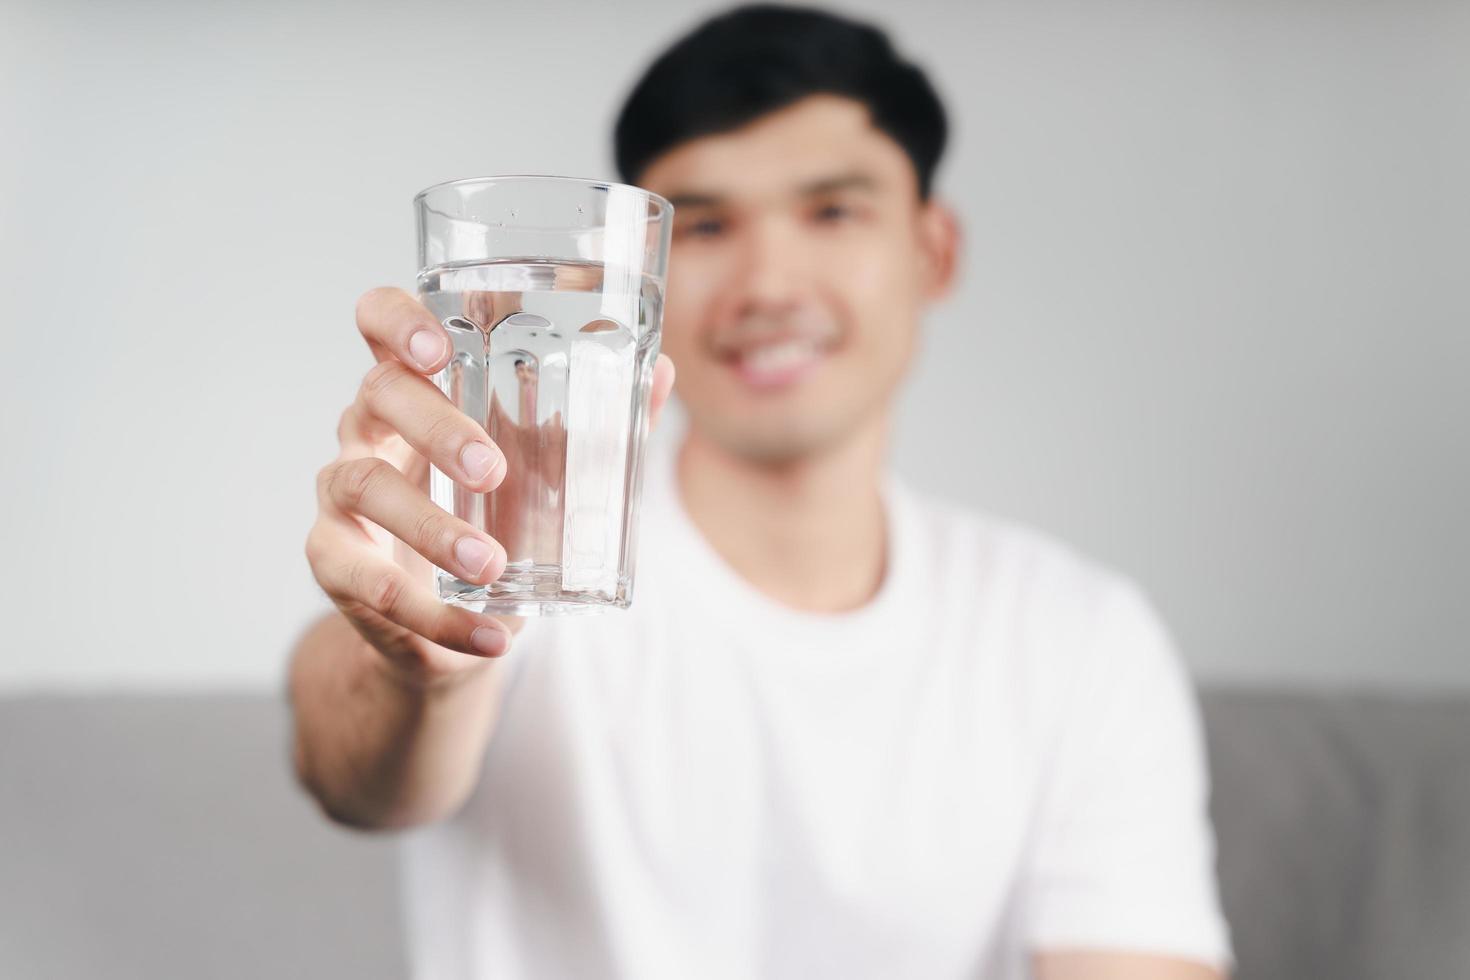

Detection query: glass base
xmin=436 ymin=562 xmax=631 ymax=617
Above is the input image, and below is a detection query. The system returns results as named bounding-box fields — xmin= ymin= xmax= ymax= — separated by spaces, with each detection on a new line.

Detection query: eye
xmin=813 ymin=202 xmax=854 ymax=224
xmin=680 ymin=218 xmax=725 ymax=239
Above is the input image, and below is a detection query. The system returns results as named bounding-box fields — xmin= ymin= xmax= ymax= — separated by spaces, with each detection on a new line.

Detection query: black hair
xmin=613 ymin=3 xmax=948 ymax=200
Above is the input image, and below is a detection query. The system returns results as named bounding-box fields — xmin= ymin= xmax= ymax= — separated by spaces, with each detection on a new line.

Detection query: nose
xmin=732 ymin=213 xmax=806 ymax=318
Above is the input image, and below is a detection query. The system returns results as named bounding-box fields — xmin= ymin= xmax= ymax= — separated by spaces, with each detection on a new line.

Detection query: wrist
xmin=361 ymin=640 xmax=498 ymax=698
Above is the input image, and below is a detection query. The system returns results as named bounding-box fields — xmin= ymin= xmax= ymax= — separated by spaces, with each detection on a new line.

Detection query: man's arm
xmin=1019 ymin=578 xmax=1234 ymax=975
xmin=289 ymin=288 xmax=675 ymax=833
xmin=1034 ymin=950 xmax=1227 ymax=980
xmin=286 ymin=610 xmax=509 ymax=831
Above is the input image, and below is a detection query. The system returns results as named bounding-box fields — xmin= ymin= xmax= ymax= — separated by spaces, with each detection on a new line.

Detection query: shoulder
xmin=896 ymin=482 xmax=1185 ymax=685
xmin=898 ymin=481 xmax=1139 ymax=620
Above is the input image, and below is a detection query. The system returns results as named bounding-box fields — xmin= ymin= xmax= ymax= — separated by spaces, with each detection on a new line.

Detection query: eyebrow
xmin=666 ymin=171 xmax=881 ymax=209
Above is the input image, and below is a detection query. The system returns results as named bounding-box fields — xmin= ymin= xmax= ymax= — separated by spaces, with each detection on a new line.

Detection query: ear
xmin=915 ymin=199 xmax=962 ymax=303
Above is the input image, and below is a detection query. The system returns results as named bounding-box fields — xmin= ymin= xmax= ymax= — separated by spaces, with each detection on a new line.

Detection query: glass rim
xmin=412 ymin=173 xmax=672 ymax=218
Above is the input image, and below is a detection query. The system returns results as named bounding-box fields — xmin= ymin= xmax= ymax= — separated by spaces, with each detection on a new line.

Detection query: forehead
xmin=637 ymin=94 xmax=918 ymax=205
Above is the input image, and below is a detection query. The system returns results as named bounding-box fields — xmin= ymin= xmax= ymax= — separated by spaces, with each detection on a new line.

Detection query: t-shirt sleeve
xmin=1018 ymin=576 xmax=1234 ymax=971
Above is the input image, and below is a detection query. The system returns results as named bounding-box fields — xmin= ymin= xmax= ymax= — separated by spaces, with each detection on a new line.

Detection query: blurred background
xmin=2 ymin=0 xmax=1465 ymax=694
xmin=3 ymin=2 xmax=1468 ymax=978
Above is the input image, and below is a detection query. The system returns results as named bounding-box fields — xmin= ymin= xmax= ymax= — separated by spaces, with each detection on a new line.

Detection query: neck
xmin=674 ymin=415 xmax=892 ymax=614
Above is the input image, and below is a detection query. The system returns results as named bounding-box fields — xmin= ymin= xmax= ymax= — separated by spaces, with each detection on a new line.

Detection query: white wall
xmin=2 ymin=0 xmax=1465 ymax=692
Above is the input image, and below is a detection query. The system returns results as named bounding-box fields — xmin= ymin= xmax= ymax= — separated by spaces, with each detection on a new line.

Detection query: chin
xmin=696 ymin=407 xmax=853 ymax=466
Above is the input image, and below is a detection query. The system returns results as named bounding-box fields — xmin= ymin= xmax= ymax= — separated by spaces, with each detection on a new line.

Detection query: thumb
xmin=647 ymin=353 xmax=676 ymax=432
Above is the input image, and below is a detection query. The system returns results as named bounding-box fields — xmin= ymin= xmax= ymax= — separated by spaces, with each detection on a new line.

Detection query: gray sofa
xmin=2 ymin=688 xmax=1466 ymax=979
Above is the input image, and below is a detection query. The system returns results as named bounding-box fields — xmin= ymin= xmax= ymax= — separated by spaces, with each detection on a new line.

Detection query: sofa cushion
xmin=0 ymin=693 xmax=404 ymax=980
xmin=1202 ymin=689 xmax=1470 ymax=980
xmin=1 ymin=688 xmax=1467 ymax=979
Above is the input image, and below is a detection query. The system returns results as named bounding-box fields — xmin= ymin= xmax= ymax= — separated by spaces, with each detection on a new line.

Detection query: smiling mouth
xmin=720 ymin=336 xmax=832 ymax=389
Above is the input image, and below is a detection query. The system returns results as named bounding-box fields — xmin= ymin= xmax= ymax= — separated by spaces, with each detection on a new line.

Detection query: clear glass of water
xmin=413 ymin=175 xmax=673 ymax=616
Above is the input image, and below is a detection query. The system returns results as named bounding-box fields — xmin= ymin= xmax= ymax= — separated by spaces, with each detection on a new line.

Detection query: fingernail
xmin=471 ymin=626 xmax=508 ymax=657
xmin=460 ymin=442 xmax=502 ymax=482
xmin=454 ymin=536 xmax=495 ymax=578
xmin=409 ymin=330 xmax=445 ymax=370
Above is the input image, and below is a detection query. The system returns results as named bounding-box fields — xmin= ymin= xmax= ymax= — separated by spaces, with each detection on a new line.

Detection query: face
xmin=638 ymin=94 xmax=960 ymax=464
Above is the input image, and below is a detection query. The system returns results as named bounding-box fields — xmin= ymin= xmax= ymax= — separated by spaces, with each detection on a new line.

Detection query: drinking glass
xmin=413 ymin=175 xmax=673 ymax=615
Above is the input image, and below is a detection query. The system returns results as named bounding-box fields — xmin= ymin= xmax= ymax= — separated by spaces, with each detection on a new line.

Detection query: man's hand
xmin=1034 ymin=950 xmax=1227 ymax=980
xmin=304 ymin=286 xmax=675 ymax=689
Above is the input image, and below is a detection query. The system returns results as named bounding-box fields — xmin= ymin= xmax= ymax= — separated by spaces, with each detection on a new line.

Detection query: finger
xmin=305 ymin=517 xmax=513 ymax=658
xmin=355 ymin=286 xmax=451 ymax=374
xmin=336 ymin=396 xmax=393 ymax=457
xmin=335 ymin=396 xmax=423 ymax=478
xmin=649 ymin=353 xmax=676 ymax=432
xmin=356 ymin=359 xmax=507 ymax=492
xmin=318 ymin=456 xmax=507 ymax=585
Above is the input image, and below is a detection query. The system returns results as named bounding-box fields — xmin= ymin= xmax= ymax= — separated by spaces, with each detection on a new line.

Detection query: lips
xmin=711 ymin=307 xmax=840 ymax=390
xmin=723 ymin=335 xmax=831 ymax=389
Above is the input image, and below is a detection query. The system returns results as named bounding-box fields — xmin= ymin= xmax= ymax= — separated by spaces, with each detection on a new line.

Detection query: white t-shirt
xmin=398 ymin=435 xmax=1234 ymax=979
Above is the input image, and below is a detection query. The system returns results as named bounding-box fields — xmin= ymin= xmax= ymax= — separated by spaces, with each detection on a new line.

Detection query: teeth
xmin=740 ymin=339 xmax=819 ymax=375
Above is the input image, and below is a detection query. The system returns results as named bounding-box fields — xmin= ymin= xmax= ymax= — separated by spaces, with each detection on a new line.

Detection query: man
xmin=289 ymin=5 xmax=1234 ymax=978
